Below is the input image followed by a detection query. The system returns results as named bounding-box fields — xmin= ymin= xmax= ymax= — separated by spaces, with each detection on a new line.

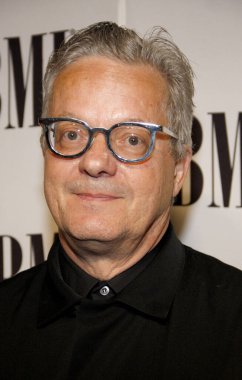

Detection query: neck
xmin=59 ymin=218 xmax=170 ymax=281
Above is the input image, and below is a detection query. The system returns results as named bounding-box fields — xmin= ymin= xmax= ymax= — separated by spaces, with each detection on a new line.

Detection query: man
xmin=0 ymin=21 xmax=242 ymax=379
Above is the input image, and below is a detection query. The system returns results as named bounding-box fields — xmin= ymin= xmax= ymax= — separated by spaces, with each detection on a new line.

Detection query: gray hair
xmin=42 ymin=21 xmax=194 ymax=159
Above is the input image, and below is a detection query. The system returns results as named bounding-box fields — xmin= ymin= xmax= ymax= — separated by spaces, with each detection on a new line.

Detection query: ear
xmin=172 ymin=146 xmax=192 ymax=198
xmin=40 ymin=134 xmax=47 ymax=156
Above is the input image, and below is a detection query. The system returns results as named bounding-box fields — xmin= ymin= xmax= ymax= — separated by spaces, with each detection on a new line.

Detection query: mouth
xmin=76 ymin=193 xmax=121 ymax=201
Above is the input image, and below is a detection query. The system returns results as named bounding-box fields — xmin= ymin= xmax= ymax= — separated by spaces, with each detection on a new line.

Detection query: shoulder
xmin=182 ymin=245 xmax=242 ymax=301
xmin=184 ymin=245 xmax=242 ymax=279
xmin=0 ymin=261 xmax=47 ymax=287
xmin=0 ymin=262 xmax=47 ymax=307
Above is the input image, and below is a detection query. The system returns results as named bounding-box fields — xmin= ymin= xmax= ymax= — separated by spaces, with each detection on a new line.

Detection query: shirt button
xmin=99 ymin=285 xmax=110 ymax=296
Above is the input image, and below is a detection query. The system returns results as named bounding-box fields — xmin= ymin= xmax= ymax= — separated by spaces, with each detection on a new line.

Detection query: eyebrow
xmin=52 ymin=113 xmax=158 ymax=125
xmin=54 ymin=112 xmax=79 ymax=119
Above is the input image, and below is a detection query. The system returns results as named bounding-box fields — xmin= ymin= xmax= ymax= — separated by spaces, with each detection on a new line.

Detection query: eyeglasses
xmin=39 ymin=117 xmax=178 ymax=163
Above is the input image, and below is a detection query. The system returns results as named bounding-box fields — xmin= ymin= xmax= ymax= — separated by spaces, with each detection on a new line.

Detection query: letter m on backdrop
xmin=209 ymin=112 xmax=242 ymax=207
xmin=5 ymin=31 xmax=66 ymax=128
xmin=5 ymin=34 xmax=45 ymax=128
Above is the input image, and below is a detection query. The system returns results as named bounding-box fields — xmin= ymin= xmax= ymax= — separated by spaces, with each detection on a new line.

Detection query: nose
xmin=78 ymin=132 xmax=118 ymax=178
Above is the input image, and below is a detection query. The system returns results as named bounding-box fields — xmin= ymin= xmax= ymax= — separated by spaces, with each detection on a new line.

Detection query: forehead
xmin=49 ymin=56 xmax=168 ymax=124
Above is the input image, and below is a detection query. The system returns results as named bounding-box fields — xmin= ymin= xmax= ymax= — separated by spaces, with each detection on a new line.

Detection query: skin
xmin=44 ymin=56 xmax=191 ymax=280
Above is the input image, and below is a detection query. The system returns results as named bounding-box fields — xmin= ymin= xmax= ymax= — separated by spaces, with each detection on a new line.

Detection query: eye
xmin=125 ymin=134 xmax=146 ymax=148
xmin=65 ymin=130 xmax=79 ymax=141
xmin=128 ymin=135 xmax=140 ymax=146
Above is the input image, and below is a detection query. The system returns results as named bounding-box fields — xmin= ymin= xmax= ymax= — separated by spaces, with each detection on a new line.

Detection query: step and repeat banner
xmin=0 ymin=0 xmax=241 ymax=280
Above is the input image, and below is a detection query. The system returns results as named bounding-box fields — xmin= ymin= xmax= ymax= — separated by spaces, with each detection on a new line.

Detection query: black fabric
xmin=0 ymin=225 xmax=242 ymax=379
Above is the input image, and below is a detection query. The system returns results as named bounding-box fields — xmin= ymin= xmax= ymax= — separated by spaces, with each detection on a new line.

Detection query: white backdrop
xmin=0 ymin=0 xmax=242 ymax=280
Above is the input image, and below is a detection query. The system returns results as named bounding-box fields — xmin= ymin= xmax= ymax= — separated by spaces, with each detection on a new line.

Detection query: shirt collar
xmin=37 ymin=240 xmax=81 ymax=327
xmin=59 ymin=239 xmax=159 ymax=297
xmin=37 ymin=225 xmax=185 ymax=326
xmin=115 ymin=225 xmax=185 ymax=320
xmin=59 ymin=246 xmax=97 ymax=297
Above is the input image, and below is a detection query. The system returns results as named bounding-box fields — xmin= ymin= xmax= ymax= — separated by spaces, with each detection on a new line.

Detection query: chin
xmin=64 ymin=219 xmax=123 ymax=243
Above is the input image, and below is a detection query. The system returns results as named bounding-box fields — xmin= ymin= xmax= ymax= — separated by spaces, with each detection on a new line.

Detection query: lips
xmin=76 ymin=192 xmax=121 ymax=201
xmin=68 ymin=182 xmax=125 ymax=201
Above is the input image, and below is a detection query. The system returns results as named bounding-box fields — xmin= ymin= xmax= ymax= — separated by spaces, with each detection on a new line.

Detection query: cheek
xmin=129 ymin=158 xmax=175 ymax=210
xmin=44 ymin=167 xmax=58 ymax=214
xmin=44 ymin=152 xmax=76 ymax=189
xmin=43 ymin=157 xmax=67 ymax=209
xmin=126 ymin=165 xmax=160 ymax=207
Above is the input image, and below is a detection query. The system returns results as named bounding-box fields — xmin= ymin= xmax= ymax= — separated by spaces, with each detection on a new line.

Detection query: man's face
xmin=44 ymin=56 xmax=190 ymax=250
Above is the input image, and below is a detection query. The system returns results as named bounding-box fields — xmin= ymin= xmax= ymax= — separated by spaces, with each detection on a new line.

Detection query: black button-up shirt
xmin=1 ymin=225 xmax=242 ymax=379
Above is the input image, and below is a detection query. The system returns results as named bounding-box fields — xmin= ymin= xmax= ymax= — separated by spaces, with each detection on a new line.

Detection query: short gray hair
xmin=42 ymin=21 xmax=194 ymax=159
